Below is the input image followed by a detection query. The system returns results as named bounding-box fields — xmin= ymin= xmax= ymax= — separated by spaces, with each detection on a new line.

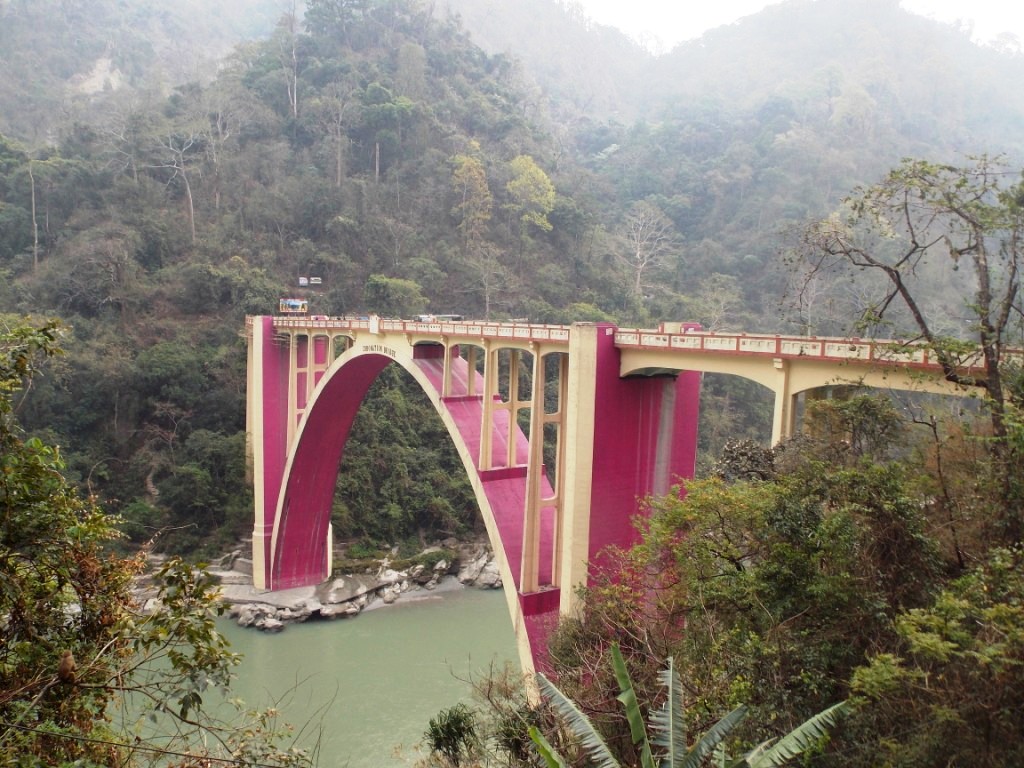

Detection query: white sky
xmin=575 ymin=1 xmax=1024 ymax=51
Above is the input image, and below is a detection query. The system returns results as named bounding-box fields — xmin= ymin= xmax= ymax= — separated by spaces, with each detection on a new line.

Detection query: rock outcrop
xmin=205 ymin=545 xmax=503 ymax=632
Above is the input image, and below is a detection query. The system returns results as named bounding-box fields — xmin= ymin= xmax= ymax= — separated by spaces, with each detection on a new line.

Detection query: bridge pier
xmin=560 ymin=324 xmax=701 ymax=616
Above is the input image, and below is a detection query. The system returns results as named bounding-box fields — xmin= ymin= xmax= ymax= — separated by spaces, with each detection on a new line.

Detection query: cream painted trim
xmin=558 ymin=324 xmax=600 ymax=617
xmin=248 ymin=319 xmax=268 ymax=590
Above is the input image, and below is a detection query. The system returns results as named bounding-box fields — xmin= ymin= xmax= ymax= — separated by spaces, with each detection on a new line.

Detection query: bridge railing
xmin=270 ymin=316 xmax=573 ymax=344
xmin=260 ymin=315 xmax=1015 ymax=374
xmin=614 ymin=327 xmax=993 ymax=373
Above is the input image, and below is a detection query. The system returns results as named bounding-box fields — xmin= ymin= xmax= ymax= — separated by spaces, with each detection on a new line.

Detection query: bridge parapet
xmin=271 ymin=315 xmax=572 ymax=346
xmin=615 ymin=328 xmax=991 ymax=374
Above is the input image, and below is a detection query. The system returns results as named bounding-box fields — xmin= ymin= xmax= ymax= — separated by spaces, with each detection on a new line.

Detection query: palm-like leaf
xmin=611 ymin=644 xmax=656 ymax=768
xmin=529 ymin=725 xmax=572 ymax=768
xmin=685 ymin=705 xmax=748 ymax=768
xmin=741 ymin=701 xmax=848 ymax=768
xmin=536 ymin=672 xmax=621 ymax=768
xmin=649 ymin=656 xmax=687 ymax=767
xmin=534 ymin=651 xmax=846 ymax=768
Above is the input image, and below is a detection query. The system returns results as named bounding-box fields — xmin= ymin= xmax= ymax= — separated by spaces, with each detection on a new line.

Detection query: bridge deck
xmin=265 ymin=315 xmax=999 ymax=378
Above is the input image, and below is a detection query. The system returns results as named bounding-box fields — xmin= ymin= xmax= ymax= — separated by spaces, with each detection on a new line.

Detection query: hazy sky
xmin=575 ymin=1 xmax=1024 ymax=50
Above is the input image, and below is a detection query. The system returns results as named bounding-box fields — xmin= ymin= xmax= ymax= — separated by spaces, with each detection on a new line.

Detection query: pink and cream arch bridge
xmin=246 ymin=315 xmax=982 ymax=674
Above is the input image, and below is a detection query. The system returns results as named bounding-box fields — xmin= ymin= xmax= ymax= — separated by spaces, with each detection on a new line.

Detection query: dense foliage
xmin=0 ymin=319 xmax=310 ymax=766
xmin=333 ymin=365 xmax=481 ymax=549
xmin=498 ymin=393 xmax=1023 ymax=767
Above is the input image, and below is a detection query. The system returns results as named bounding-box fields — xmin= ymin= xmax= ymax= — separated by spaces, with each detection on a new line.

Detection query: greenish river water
xmin=217 ymin=586 xmax=519 ymax=768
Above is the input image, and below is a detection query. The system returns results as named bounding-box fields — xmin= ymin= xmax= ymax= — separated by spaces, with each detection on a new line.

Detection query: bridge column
xmin=559 ymin=324 xmax=701 ymax=617
xmin=480 ymin=341 xmax=498 ymax=470
xmin=247 ymin=317 xmax=292 ymax=590
xmin=521 ymin=348 xmax=566 ymax=594
xmin=771 ymin=357 xmax=797 ymax=444
xmin=466 ymin=346 xmax=478 ymax=398
xmin=506 ymin=349 xmax=523 ymax=469
xmin=550 ymin=354 xmax=569 ymax=587
xmin=287 ymin=333 xmax=297 ymax=445
xmin=442 ymin=339 xmax=453 ymax=398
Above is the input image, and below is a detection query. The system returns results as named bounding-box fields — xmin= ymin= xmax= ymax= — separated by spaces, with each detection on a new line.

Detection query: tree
xmin=850 ymin=547 xmax=1024 ymax=768
xmin=0 ymin=319 xmax=310 ymax=766
xmin=304 ymin=0 xmax=369 ymax=46
xmin=308 ymin=82 xmax=357 ymax=187
xmin=363 ymin=273 xmax=428 ymax=317
xmin=531 ymin=643 xmax=847 ymax=768
xmin=451 ymin=148 xmax=504 ymax=317
xmin=505 ymin=154 xmax=556 ymax=246
xmin=274 ymin=4 xmax=302 ymax=120
xmin=425 ymin=703 xmax=479 ymax=766
xmin=152 ymin=123 xmax=204 ymax=245
xmin=796 ymin=156 xmax=1024 ymax=540
xmin=451 ymin=147 xmax=493 ymax=247
xmin=613 ymin=200 xmax=682 ymax=310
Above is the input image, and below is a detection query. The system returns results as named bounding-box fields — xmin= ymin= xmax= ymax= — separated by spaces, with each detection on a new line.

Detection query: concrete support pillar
xmin=559 ymin=325 xmax=600 ymax=616
xmin=771 ymin=357 xmax=797 ymax=445
xmin=287 ymin=333 xmax=296 ymax=446
xmin=558 ymin=324 xmax=701 ymax=617
xmin=521 ymin=349 xmax=547 ymax=594
xmin=247 ymin=319 xmax=266 ymax=590
xmin=442 ymin=340 xmax=453 ymax=398
xmin=248 ymin=317 xmax=290 ymax=591
xmin=549 ymin=354 xmax=569 ymax=587
xmin=467 ymin=346 xmax=478 ymax=398
xmin=480 ymin=341 xmax=497 ymax=470
xmin=506 ymin=349 xmax=521 ymax=468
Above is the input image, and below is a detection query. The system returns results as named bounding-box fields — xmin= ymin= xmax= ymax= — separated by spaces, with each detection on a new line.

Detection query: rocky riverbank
xmin=195 ymin=543 xmax=504 ymax=632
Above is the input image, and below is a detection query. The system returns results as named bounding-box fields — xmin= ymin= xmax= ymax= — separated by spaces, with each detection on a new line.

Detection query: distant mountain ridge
xmin=0 ymin=0 xmax=286 ymax=142
xmin=440 ymin=0 xmax=1024 ymax=165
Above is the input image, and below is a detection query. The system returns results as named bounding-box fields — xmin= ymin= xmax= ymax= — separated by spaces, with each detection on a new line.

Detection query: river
xmin=217 ymin=585 xmax=519 ymax=768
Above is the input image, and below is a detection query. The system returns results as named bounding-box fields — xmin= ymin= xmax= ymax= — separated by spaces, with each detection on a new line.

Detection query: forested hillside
xmin=2 ymin=0 xmax=1024 ymax=556
xmin=0 ymin=0 xmax=285 ymax=143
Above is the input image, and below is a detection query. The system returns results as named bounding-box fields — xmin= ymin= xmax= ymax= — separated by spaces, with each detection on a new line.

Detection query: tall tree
xmin=505 ymin=154 xmax=555 ymax=247
xmin=795 ymin=156 xmax=1024 ymax=539
xmin=451 ymin=146 xmax=493 ymax=246
xmin=304 ymin=0 xmax=369 ymax=46
xmin=618 ymin=200 xmax=681 ymax=304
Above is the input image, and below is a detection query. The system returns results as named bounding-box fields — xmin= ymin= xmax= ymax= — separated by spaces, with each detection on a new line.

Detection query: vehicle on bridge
xmin=414 ymin=314 xmax=464 ymax=322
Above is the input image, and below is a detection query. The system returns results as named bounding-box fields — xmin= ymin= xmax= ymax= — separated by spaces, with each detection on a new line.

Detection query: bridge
xmin=245 ymin=316 xmax=982 ymax=675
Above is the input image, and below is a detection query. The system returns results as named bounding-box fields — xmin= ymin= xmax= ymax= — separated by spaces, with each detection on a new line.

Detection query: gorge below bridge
xmin=246 ymin=315 xmax=985 ymax=674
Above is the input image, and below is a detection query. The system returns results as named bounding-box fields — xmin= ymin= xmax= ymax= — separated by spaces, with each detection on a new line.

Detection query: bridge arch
xmin=268 ymin=341 xmax=553 ymax=674
xmin=248 ymin=317 xmax=703 ymax=674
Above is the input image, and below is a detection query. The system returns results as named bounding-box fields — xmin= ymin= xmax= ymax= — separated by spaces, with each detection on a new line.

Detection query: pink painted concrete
xmin=257 ymin=323 xmax=701 ymax=669
xmin=259 ymin=317 xmax=291 ymax=579
xmin=273 ymin=354 xmax=391 ymax=588
xmin=586 ymin=324 xmax=700 ymax=575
